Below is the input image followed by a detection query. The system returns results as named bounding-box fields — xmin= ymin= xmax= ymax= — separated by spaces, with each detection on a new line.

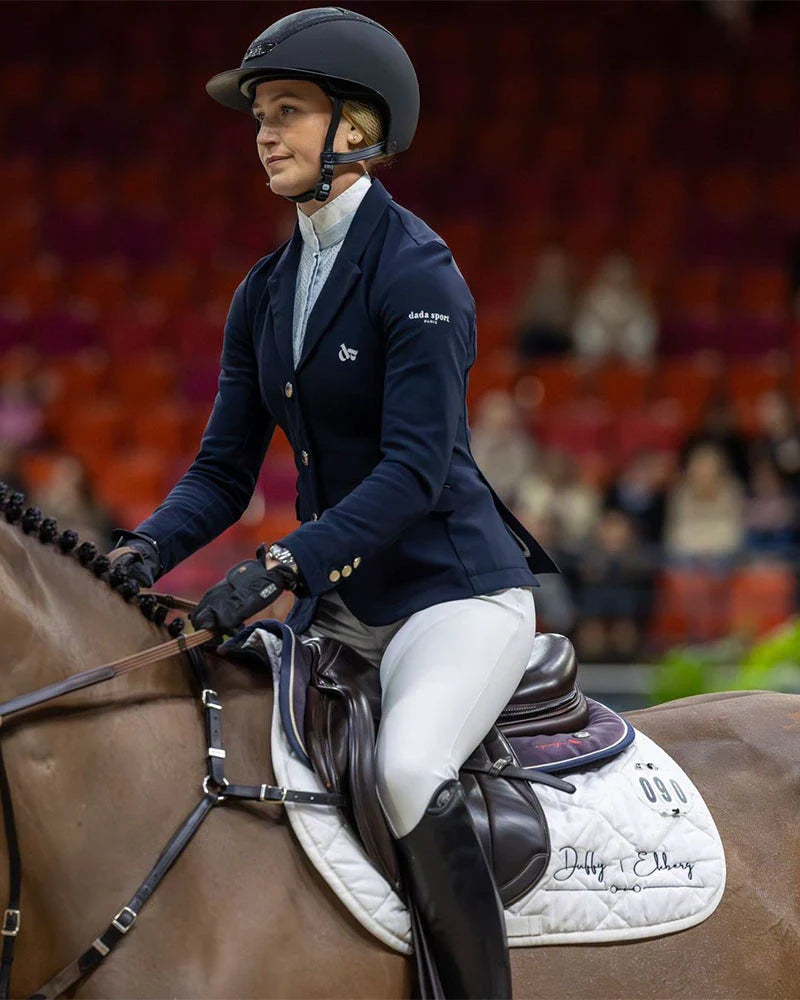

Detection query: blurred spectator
xmin=0 ymin=348 xmax=46 ymax=449
xmin=604 ymin=450 xmax=670 ymax=545
xmin=469 ymin=390 xmax=537 ymax=505
xmin=0 ymin=443 xmax=27 ymax=495
xmin=681 ymin=393 xmax=750 ymax=485
xmin=513 ymin=504 xmax=576 ymax=635
xmin=573 ymin=509 xmax=654 ymax=662
xmin=751 ymin=389 xmax=800 ymax=496
xmin=744 ymin=455 xmax=798 ymax=560
xmin=704 ymin=0 xmax=753 ymax=41
xmin=571 ymin=253 xmax=657 ymax=363
xmin=33 ymin=455 xmax=114 ymax=548
xmin=664 ymin=443 xmax=745 ymax=566
xmin=517 ymin=449 xmax=600 ymax=549
xmin=514 ymin=245 xmax=577 ymax=359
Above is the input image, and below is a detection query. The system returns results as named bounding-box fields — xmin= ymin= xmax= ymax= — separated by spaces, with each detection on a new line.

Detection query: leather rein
xmin=0 ymin=595 xmax=345 ymax=1000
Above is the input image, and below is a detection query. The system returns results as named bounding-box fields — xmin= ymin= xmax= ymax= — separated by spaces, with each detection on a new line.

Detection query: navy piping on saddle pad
xmin=227 ymin=619 xmax=314 ymax=765
xmin=509 ymin=699 xmax=635 ymax=775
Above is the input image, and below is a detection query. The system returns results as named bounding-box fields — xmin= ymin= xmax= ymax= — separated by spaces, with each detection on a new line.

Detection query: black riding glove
xmin=108 ymin=531 xmax=161 ymax=588
xmin=190 ymin=559 xmax=297 ymax=634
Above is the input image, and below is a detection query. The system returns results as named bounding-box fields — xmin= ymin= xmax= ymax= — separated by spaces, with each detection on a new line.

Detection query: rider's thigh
xmin=374 ymin=587 xmax=536 ymax=837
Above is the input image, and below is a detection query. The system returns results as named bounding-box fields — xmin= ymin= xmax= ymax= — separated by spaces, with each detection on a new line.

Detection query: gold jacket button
xmin=329 ymin=569 xmax=341 ymax=583
xmin=284 ymin=382 xmax=294 ymax=398
xmin=342 ymin=564 xmax=352 ymax=577
xmin=301 ymin=450 xmax=309 ymax=466
xmin=353 ymin=556 xmax=361 ymax=568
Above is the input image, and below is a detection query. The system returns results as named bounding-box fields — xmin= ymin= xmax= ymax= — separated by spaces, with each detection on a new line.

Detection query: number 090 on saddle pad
xmin=252 ymin=628 xmax=726 ymax=954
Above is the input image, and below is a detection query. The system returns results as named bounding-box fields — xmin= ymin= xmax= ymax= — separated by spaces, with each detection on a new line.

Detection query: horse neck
xmin=0 ymin=519 xmax=187 ymax=701
xmin=0 ymin=520 xmax=275 ymax=985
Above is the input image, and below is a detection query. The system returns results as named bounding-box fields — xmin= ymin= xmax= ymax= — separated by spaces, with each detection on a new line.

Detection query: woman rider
xmin=109 ymin=8 xmax=557 ymax=997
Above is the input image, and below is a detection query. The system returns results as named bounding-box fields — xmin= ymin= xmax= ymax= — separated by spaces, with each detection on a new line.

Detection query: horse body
xmin=1 ymin=518 xmax=798 ymax=998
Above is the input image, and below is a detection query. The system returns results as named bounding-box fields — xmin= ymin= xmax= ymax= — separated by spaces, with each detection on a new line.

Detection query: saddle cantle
xmin=499 ymin=632 xmax=588 ymax=737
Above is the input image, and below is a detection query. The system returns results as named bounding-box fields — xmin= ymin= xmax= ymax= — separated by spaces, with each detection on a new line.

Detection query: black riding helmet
xmin=206 ymin=7 xmax=419 ymax=204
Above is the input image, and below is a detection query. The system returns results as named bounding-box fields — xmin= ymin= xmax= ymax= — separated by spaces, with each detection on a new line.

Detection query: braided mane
xmin=0 ymin=480 xmax=185 ymax=636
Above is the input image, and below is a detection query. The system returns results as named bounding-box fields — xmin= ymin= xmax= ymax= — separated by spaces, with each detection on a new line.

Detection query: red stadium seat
xmin=467 ymin=350 xmax=517 ymax=407
xmin=93 ymin=449 xmax=168 ymax=515
xmin=614 ymin=400 xmax=687 ymax=464
xmin=620 ymin=69 xmax=672 ymax=119
xmin=592 ymin=363 xmax=653 ymax=414
xmin=59 ymin=399 xmax=127 ymax=474
xmin=535 ymin=400 xmax=613 ymax=455
xmin=669 ymin=266 xmax=728 ymax=323
xmin=137 ymin=260 xmax=198 ymax=311
xmin=653 ymin=355 xmax=721 ymax=425
xmin=699 ymin=168 xmax=758 ymax=223
xmin=109 ymin=350 xmax=177 ymax=408
xmin=518 ymin=358 xmax=584 ymax=411
xmin=117 ymin=160 xmax=167 ymax=212
xmin=729 ymin=564 xmax=795 ymax=636
xmin=724 ymin=358 xmax=784 ymax=405
xmin=680 ymin=71 xmax=732 ymax=118
xmin=129 ymin=402 xmax=189 ymax=454
xmin=763 ymin=169 xmax=800 ymax=227
xmin=553 ymin=73 xmax=606 ymax=121
xmin=731 ymin=267 xmax=789 ymax=321
xmin=632 ymin=167 xmax=687 ymax=219
xmin=71 ymin=259 xmax=130 ymax=317
xmin=0 ymin=62 xmax=45 ymax=109
xmin=649 ymin=569 xmax=730 ymax=647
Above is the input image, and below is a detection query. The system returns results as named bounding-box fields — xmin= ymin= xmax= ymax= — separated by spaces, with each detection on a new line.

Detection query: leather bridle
xmin=0 ymin=595 xmax=345 ymax=1000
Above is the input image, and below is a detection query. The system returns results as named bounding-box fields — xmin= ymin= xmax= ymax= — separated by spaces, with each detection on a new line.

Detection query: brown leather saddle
xmin=303 ymin=632 xmax=589 ymax=905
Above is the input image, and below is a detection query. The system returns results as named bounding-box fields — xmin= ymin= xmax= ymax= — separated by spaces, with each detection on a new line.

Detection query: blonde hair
xmin=342 ymin=98 xmax=396 ymax=172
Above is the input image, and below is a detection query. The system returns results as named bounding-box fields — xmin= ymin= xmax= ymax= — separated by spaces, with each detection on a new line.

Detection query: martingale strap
xmin=0 ymin=623 xmax=346 ymax=1000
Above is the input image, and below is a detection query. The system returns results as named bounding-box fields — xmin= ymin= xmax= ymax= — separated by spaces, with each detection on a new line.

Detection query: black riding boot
xmin=396 ymin=779 xmax=512 ymax=1000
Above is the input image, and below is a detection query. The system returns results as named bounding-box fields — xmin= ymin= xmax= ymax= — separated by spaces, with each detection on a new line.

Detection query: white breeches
xmin=305 ymin=587 xmax=536 ymax=838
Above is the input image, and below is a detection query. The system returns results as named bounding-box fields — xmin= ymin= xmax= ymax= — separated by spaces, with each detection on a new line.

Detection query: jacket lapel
xmin=267 ymin=229 xmax=303 ymax=373
xmin=295 ymin=178 xmax=392 ymax=373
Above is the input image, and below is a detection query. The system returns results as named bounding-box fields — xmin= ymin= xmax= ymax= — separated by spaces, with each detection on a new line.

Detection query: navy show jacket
xmin=135 ymin=178 xmax=557 ymax=633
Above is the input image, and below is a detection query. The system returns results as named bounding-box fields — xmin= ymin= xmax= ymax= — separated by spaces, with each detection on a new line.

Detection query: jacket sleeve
xmin=277 ymin=241 xmax=475 ymax=596
xmin=133 ymin=272 xmax=276 ymax=576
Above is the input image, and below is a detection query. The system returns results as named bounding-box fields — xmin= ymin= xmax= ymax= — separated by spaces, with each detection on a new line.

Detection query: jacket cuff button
xmin=353 ymin=557 xmax=361 ymax=568
xmin=328 ymin=570 xmax=341 ymax=583
xmin=342 ymin=564 xmax=352 ymax=577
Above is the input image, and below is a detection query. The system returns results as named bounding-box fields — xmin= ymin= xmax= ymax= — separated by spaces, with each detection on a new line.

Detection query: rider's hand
xmin=107 ymin=532 xmax=161 ymax=588
xmin=189 ymin=556 xmax=297 ymax=634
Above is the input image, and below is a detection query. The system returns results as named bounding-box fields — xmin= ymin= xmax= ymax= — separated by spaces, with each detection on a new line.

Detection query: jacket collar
xmin=296 ymin=173 xmax=371 ymax=251
xmin=268 ymin=177 xmax=393 ymax=373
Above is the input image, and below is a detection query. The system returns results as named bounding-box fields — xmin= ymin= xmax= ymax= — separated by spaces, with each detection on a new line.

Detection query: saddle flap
xmin=305 ymin=639 xmax=402 ymax=892
xmin=463 ymin=731 xmax=550 ymax=907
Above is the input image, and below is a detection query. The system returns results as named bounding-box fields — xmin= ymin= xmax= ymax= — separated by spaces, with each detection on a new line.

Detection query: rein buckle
xmin=112 ymin=906 xmax=137 ymax=934
xmin=201 ymin=689 xmax=222 ymax=711
xmin=1 ymin=908 xmax=20 ymax=936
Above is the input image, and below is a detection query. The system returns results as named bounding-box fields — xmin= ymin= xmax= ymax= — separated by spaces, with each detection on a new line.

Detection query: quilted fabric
xmin=255 ymin=629 xmax=726 ymax=953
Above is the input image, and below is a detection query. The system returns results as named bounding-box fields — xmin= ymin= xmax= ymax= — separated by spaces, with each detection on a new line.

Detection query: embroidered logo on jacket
xmin=408 ymin=311 xmax=450 ymax=325
xmin=338 ymin=344 xmax=358 ymax=362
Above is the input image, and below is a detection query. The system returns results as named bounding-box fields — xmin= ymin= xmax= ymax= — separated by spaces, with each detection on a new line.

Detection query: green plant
xmin=650 ymin=619 xmax=800 ymax=705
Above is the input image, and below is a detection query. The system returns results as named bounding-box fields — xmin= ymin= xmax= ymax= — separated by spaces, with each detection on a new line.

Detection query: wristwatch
xmin=266 ymin=543 xmax=299 ymax=576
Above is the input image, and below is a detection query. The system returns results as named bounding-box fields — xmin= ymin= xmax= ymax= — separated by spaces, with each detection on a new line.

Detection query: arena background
xmin=2 ymin=0 xmax=800 ymax=707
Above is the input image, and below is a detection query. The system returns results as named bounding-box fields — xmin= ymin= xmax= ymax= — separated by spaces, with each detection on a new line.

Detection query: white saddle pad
xmin=254 ymin=629 xmax=726 ymax=954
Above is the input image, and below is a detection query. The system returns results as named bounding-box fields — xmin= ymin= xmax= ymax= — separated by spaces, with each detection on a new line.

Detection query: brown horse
xmin=1 ymin=510 xmax=799 ymax=999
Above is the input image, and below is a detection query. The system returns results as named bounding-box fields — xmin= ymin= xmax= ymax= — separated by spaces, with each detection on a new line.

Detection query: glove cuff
xmin=111 ymin=530 xmax=161 ymax=575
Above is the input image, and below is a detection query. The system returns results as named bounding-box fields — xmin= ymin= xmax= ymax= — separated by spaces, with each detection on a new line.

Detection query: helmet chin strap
xmin=286 ymin=96 xmax=385 ymax=205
